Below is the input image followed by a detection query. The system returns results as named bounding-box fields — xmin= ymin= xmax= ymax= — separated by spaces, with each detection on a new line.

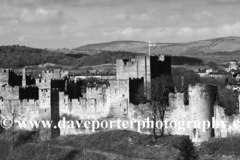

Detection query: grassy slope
xmin=73 ymin=41 xmax=146 ymax=51
xmin=200 ymin=136 xmax=240 ymax=157
xmin=72 ymin=37 xmax=240 ymax=64
xmin=0 ymin=130 xmax=196 ymax=160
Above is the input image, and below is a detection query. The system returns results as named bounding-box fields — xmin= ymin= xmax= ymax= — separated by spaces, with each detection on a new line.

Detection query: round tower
xmin=188 ymin=83 xmax=217 ymax=143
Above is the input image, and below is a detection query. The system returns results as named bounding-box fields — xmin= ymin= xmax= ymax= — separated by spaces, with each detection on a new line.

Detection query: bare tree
xmin=2 ymin=100 xmax=22 ymax=160
xmin=136 ymin=75 xmax=173 ymax=141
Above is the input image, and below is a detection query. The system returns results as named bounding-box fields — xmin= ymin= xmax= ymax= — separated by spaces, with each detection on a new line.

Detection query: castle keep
xmin=0 ymin=55 xmax=239 ymax=142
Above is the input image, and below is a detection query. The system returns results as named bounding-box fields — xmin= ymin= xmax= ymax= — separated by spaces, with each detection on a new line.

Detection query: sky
xmin=1 ymin=0 xmax=240 ymax=49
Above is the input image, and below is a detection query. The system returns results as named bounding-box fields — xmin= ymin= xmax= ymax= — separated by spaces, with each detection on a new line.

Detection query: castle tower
xmin=22 ymin=68 xmax=26 ymax=87
xmin=188 ymin=83 xmax=217 ymax=143
xmin=116 ymin=56 xmax=151 ymax=97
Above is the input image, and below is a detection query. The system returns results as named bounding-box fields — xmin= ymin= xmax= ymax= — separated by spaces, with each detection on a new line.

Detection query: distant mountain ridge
xmin=73 ymin=36 xmax=240 ymax=56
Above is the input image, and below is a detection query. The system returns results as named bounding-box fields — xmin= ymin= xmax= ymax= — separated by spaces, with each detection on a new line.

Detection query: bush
xmin=218 ymin=88 xmax=238 ymax=115
xmin=173 ymin=136 xmax=198 ymax=160
xmin=15 ymin=130 xmax=39 ymax=146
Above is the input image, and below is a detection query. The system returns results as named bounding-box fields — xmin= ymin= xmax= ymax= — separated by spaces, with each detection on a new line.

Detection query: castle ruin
xmin=0 ymin=55 xmax=239 ymax=142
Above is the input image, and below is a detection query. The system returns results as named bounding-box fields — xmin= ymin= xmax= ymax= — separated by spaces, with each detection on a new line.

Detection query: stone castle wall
xmin=0 ymin=99 xmax=40 ymax=130
xmin=167 ymin=84 xmax=218 ymax=143
xmin=214 ymin=105 xmax=240 ymax=138
xmin=167 ymin=92 xmax=189 ymax=135
xmin=58 ymin=79 xmax=129 ymax=120
xmin=0 ymin=85 xmax=19 ymax=99
xmin=3 ymin=56 xmax=240 ymax=143
xmin=167 ymin=83 xmax=240 ymax=143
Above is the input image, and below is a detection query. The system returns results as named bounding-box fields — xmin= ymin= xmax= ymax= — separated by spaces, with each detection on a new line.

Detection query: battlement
xmin=117 ymin=59 xmax=138 ymax=66
xmin=41 ymin=69 xmax=69 ymax=80
xmin=0 ymin=68 xmax=11 ymax=73
xmin=36 ymin=79 xmax=51 ymax=83
xmin=116 ymin=56 xmax=148 ymax=67
xmin=19 ymin=85 xmax=38 ymax=100
xmin=0 ymin=98 xmax=38 ymax=103
xmin=0 ymin=85 xmax=19 ymax=91
xmin=0 ymin=85 xmax=19 ymax=99
xmin=19 ymin=85 xmax=37 ymax=89
xmin=36 ymin=78 xmax=51 ymax=89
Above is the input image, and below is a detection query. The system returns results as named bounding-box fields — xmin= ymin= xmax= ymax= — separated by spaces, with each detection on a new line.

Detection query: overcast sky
xmin=1 ymin=0 xmax=240 ymax=48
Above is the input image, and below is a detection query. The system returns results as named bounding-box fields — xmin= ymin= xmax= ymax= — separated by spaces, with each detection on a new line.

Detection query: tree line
xmin=0 ymin=45 xmax=203 ymax=68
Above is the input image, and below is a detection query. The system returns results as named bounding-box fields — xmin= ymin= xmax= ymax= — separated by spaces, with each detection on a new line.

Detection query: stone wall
xmin=0 ymin=99 xmax=40 ymax=130
xmin=108 ymin=80 xmax=129 ymax=117
xmin=214 ymin=105 xmax=240 ymax=138
xmin=167 ymin=92 xmax=189 ymax=135
xmin=116 ymin=56 xmax=151 ymax=88
xmin=0 ymin=69 xmax=10 ymax=86
xmin=36 ymin=79 xmax=51 ymax=89
xmin=58 ymin=79 xmax=129 ymax=120
xmin=0 ymin=85 xmax=19 ymax=99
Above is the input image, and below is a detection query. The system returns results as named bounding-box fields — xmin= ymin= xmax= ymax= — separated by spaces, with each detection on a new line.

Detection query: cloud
xmin=7 ymin=0 xmax=176 ymax=8
xmin=208 ymin=0 xmax=240 ymax=5
xmin=121 ymin=27 xmax=141 ymax=36
xmin=19 ymin=8 xmax=64 ymax=23
xmin=1 ymin=0 xmax=240 ymax=48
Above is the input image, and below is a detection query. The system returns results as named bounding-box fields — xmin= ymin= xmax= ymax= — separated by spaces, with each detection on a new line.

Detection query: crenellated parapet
xmin=0 ymin=99 xmax=40 ymax=127
xmin=0 ymin=85 xmax=19 ymax=99
xmin=19 ymin=85 xmax=39 ymax=100
xmin=36 ymin=78 xmax=51 ymax=89
xmin=41 ymin=69 xmax=69 ymax=80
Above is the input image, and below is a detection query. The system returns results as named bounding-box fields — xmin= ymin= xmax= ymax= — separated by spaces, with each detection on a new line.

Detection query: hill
xmin=0 ymin=45 xmax=77 ymax=68
xmin=73 ymin=36 xmax=240 ymax=57
xmin=0 ymin=45 xmax=203 ymax=69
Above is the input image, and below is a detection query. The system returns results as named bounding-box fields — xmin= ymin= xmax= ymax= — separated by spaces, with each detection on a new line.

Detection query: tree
xmin=206 ymin=61 xmax=217 ymax=68
xmin=218 ymin=88 xmax=238 ymax=116
xmin=2 ymin=100 xmax=23 ymax=160
xmin=201 ymin=77 xmax=225 ymax=89
xmin=136 ymin=75 xmax=174 ymax=140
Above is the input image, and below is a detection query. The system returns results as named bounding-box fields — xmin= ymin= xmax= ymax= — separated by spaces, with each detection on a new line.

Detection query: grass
xmin=200 ymin=136 xmax=240 ymax=157
xmin=52 ymin=130 xmax=196 ymax=159
xmin=0 ymin=129 xmax=198 ymax=160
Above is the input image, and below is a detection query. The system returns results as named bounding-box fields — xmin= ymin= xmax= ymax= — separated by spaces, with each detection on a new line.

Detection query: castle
xmin=0 ymin=55 xmax=240 ymax=143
